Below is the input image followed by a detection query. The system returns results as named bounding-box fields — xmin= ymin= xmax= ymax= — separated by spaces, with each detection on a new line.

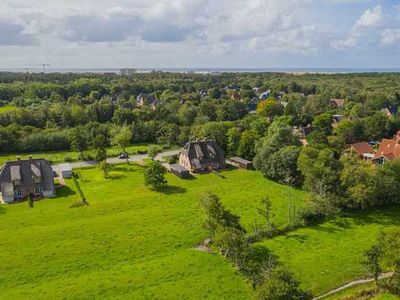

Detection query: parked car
xmin=119 ymin=153 xmax=129 ymax=160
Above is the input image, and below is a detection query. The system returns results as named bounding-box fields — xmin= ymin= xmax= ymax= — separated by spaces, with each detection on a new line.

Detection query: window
xmin=34 ymin=185 xmax=43 ymax=195
xmin=14 ymin=186 xmax=22 ymax=198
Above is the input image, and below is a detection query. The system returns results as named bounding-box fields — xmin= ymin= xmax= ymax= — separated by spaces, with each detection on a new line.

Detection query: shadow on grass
xmin=108 ymin=174 xmax=127 ymax=180
xmin=111 ymin=165 xmax=139 ymax=173
xmin=0 ymin=205 xmax=6 ymax=215
xmin=248 ymin=244 xmax=279 ymax=264
xmin=182 ymin=174 xmax=197 ymax=181
xmin=158 ymin=185 xmax=187 ymax=195
xmin=348 ymin=205 xmax=400 ymax=227
xmin=284 ymin=233 xmax=309 ymax=243
xmin=304 ymin=205 xmax=400 ymax=234
xmin=55 ymin=185 xmax=77 ymax=198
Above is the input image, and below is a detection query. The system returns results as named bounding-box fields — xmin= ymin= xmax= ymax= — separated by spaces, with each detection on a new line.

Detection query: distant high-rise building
xmin=119 ymin=68 xmax=137 ymax=76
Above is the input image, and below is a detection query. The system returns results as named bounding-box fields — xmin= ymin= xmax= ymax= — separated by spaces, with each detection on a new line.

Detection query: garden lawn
xmin=0 ymin=143 xmax=166 ymax=166
xmin=0 ymin=165 xmax=307 ymax=299
xmin=259 ymin=205 xmax=400 ymax=297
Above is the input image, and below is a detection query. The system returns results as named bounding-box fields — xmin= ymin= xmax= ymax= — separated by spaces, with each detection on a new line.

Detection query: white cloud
xmin=381 ymin=29 xmax=400 ymax=46
xmin=354 ymin=5 xmax=384 ymax=28
xmin=0 ymin=0 xmax=399 ymax=68
xmin=332 ymin=4 xmax=400 ymax=50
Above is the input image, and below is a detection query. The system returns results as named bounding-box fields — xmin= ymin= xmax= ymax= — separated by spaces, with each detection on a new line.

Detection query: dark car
xmin=119 ymin=153 xmax=129 ymax=160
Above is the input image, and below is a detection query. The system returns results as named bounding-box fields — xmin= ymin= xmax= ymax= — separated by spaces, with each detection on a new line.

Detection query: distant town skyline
xmin=0 ymin=0 xmax=399 ymax=69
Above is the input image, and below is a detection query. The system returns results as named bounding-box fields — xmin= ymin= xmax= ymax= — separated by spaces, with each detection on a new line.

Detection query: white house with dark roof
xmin=0 ymin=158 xmax=55 ymax=204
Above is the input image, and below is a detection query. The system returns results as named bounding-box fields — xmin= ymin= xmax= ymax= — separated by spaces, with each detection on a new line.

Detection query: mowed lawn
xmin=0 ymin=165 xmax=307 ymax=299
xmin=260 ymin=205 xmax=400 ymax=296
xmin=0 ymin=143 xmax=155 ymax=166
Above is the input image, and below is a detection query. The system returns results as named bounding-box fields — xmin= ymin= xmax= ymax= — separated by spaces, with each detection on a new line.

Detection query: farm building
xmin=169 ymin=164 xmax=190 ymax=178
xmin=227 ymin=157 xmax=253 ymax=169
xmin=179 ymin=140 xmax=225 ymax=173
xmin=0 ymin=158 xmax=55 ymax=204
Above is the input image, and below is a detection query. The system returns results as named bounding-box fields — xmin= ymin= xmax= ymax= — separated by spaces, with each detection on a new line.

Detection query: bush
xmin=64 ymin=156 xmax=74 ymax=162
xmin=147 ymin=145 xmax=163 ymax=159
xmin=299 ymin=206 xmax=326 ymax=226
xmin=257 ymin=265 xmax=312 ymax=300
xmin=166 ymin=155 xmax=178 ymax=164
xmin=144 ymin=160 xmax=167 ymax=190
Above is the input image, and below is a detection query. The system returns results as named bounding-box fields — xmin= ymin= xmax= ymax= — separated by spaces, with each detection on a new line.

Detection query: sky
xmin=0 ymin=0 xmax=399 ymax=69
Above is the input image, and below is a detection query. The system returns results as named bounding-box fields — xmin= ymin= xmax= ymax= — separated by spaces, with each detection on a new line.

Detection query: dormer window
xmin=31 ymin=163 xmax=42 ymax=183
xmin=11 ymin=166 xmax=22 ymax=186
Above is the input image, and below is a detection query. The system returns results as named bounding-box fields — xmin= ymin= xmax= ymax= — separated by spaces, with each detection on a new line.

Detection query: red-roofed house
xmin=373 ymin=138 xmax=400 ymax=164
xmin=330 ymin=98 xmax=345 ymax=108
xmin=350 ymin=142 xmax=375 ymax=160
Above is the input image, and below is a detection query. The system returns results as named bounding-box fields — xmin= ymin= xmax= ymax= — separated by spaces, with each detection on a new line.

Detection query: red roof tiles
xmin=375 ymin=138 xmax=400 ymax=160
xmin=350 ymin=142 xmax=374 ymax=156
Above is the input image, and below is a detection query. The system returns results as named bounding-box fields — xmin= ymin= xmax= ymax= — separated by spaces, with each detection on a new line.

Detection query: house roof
xmin=301 ymin=126 xmax=315 ymax=137
xmin=333 ymin=114 xmax=346 ymax=123
xmin=136 ymin=93 xmax=157 ymax=104
xmin=330 ymin=98 xmax=345 ymax=108
xmin=375 ymin=138 xmax=400 ymax=160
xmin=170 ymin=164 xmax=189 ymax=173
xmin=350 ymin=142 xmax=374 ymax=156
xmin=181 ymin=140 xmax=225 ymax=169
xmin=231 ymin=91 xmax=241 ymax=100
xmin=229 ymin=157 xmax=252 ymax=164
xmin=381 ymin=106 xmax=398 ymax=116
xmin=0 ymin=159 xmax=54 ymax=198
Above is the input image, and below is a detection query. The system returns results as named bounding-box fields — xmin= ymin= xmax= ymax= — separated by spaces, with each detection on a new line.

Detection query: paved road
xmin=53 ymin=149 xmax=180 ymax=169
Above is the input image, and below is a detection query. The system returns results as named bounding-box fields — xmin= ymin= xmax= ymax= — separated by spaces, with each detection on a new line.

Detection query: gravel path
xmin=313 ymin=272 xmax=394 ymax=300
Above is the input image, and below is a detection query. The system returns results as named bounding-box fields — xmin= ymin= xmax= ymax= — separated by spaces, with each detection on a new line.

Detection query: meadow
xmin=0 ymin=163 xmax=398 ymax=299
xmin=260 ymin=206 xmax=400 ymax=295
xmin=0 ymin=164 xmax=306 ymax=299
xmin=325 ymin=282 xmax=400 ymax=300
xmin=0 ymin=143 xmax=162 ymax=166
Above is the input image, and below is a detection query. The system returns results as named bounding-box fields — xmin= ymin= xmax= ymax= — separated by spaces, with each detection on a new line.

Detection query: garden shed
xmin=170 ymin=164 xmax=190 ymax=179
xmin=227 ymin=157 xmax=253 ymax=170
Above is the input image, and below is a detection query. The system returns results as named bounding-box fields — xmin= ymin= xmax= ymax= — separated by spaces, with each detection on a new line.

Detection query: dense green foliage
xmin=144 ymin=160 xmax=167 ymax=190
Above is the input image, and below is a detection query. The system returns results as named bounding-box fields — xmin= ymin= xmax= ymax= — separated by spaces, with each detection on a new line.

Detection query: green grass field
xmin=0 ymin=144 xmax=163 ymax=166
xmin=0 ymin=164 xmax=398 ymax=299
xmin=0 ymin=105 xmax=16 ymax=114
xmin=260 ymin=206 xmax=400 ymax=295
xmin=0 ymin=165 xmax=307 ymax=299
xmin=325 ymin=282 xmax=400 ymax=300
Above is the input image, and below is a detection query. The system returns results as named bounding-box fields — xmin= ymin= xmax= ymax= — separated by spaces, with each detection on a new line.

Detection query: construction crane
xmin=42 ymin=64 xmax=49 ymax=73
xmin=24 ymin=64 xmax=50 ymax=73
